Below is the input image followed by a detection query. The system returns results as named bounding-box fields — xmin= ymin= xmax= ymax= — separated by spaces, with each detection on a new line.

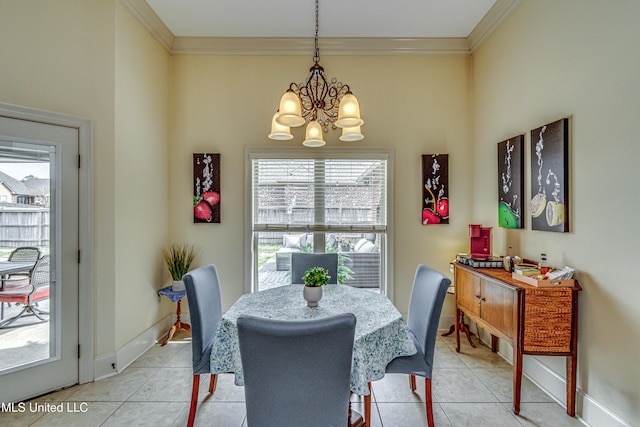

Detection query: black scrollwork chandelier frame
xmin=270 ymin=0 xmax=363 ymax=145
xmin=289 ymin=0 xmax=351 ymax=133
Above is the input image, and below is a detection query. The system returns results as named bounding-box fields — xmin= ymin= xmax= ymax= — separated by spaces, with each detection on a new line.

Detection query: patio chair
xmin=0 ymin=255 xmax=50 ymax=328
xmin=8 ymin=247 xmax=42 ymax=264
xmin=367 ymin=264 xmax=450 ymax=427
xmin=1 ymin=246 xmax=42 ymax=317
xmin=291 ymin=252 xmax=338 ymax=285
xmin=237 ymin=313 xmax=356 ymax=427
xmin=182 ymin=264 xmax=223 ymax=427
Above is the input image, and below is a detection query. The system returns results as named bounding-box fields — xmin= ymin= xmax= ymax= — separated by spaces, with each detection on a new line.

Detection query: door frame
xmin=0 ymin=102 xmax=94 ymax=384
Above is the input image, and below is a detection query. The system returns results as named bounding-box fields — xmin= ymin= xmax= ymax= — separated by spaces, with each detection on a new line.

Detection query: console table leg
xmin=441 ymin=324 xmax=456 ymax=337
xmin=455 ymin=309 xmax=461 ymax=352
xmin=512 ymin=348 xmax=523 ymax=415
xmin=566 ymin=355 xmax=577 ymax=416
xmin=458 ymin=310 xmax=476 ymax=348
xmin=491 ymin=335 xmax=498 ymax=352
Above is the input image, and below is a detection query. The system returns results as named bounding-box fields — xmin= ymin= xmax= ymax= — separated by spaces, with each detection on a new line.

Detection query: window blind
xmin=252 ymin=158 xmax=387 ymax=233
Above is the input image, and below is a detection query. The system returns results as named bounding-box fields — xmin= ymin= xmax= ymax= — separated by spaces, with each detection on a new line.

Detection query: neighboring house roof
xmin=0 ymin=171 xmax=31 ymax=195
xmin=21 ymin=176 xmax=49 ymax=197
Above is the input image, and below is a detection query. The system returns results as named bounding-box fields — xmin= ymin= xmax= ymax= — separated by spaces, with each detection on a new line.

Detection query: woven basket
xmin=523 ymin=288 xmax=574 ymax=353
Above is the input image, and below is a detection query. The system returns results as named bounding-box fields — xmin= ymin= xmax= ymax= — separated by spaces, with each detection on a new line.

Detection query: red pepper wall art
xmin=422 ymin=154 xmax=449 ymax=225
xmin=193 ymin=153 xmax=221 ymax=223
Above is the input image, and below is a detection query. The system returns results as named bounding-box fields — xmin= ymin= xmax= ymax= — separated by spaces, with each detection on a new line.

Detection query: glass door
xmin=0 ymin=116 xmax=79 ymax=403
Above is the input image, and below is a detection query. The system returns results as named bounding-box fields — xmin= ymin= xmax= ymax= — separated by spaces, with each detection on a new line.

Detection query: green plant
xmin=325 ymin=246 xmax=353 ymax=284
xmin=162 ymin=243 xmax=198 ymax=280
xmin=302 ymin=266 xmax=331 ymax=287
xmin=337 ymin=253 xmax=353 ymax=284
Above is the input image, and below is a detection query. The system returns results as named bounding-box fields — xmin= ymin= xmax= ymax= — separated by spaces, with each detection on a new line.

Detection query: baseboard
xmin=438 ymin=314 xmax=455 ymax=332
xmin=93 ymin=313 xmax=176 ymax=381
xmin=523 ymin=357 xmax=634 ymax=427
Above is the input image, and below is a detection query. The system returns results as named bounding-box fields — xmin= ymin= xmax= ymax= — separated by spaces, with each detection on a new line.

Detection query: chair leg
xmin=0 ymin=303 xmax=49 ymax=328
xmin=425 ymin=377 xmax=434 ymax=427
xmin=187 ymin=375 xmax=200 ymax=427
xmin=365 ymin=382 xmax=372 ymax=426
xmin=209 ymin=373 xmax=218 ymax=393
xmin=409 ymin=374 xmax=417 ymax=391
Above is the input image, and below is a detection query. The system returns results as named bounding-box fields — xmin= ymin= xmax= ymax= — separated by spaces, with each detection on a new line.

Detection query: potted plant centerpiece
xmin=162 ymin=243 xmax=198 ymax=291
xmin=302 ymin=266 xmax=330 ymax=307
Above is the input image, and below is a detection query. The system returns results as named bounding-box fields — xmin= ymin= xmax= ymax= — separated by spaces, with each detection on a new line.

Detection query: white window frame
xmin=244 ymin=146 xmax=395 ymax=301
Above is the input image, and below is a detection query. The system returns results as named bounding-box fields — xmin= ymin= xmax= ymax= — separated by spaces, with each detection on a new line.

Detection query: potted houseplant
xmin=162 ymin=243 xmax=198 ymax=291
xmin=302 ymin=266 xmax=330 ymax=307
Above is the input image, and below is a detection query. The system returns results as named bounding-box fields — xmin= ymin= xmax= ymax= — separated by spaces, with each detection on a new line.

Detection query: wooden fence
xmin=0 ymin=206 xmax=50 ymax=247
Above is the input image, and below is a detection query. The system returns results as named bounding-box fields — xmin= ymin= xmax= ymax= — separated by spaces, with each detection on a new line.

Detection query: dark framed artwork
xmin=497 ymin=135 xmax=525 ymax=229
xmin=530 ymin=118 xmax=569 ymax=232
xmin=421 ymin=154 xmax=449 ymax=224
xmin=193 ymin=153 xmax=221 ymax=223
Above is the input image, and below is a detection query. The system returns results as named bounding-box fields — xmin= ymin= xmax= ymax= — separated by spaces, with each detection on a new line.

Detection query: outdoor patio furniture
xmin=342 ymin=252 xmax=381 ymax=289
xmin=0 ymin=255 xmax=50 ymax=328
xmin=275 ymin=234 xmax=312 ymax=271
xmin=8 ymin=247 xmax=42 ymax=264
xmin=1 ymin=246 xmax=42 ymax=317
xmin=341 ymin=235 xmax=381 ymax=289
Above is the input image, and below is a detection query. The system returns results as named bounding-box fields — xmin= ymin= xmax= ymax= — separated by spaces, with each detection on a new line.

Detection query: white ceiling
xmin=123 ymin=0 xmax=520 ymax=54
xmin=145 ymin=0 xmax=498 ymax=38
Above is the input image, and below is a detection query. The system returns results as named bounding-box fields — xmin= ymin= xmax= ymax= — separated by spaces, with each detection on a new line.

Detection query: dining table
xmin=210 ymin=283 xmax=417 ymax=425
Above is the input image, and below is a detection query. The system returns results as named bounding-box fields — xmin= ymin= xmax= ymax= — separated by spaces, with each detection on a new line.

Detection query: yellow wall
xmin=472 ymin=0 xmax=640 ymax=423
xmin=169 ymin=54 xmax=473 ymax=310
xmin=114 ymin=1 xmax=171 ymax=348
xmin=0 ymin=0 xmax=118 ymax=357
xmin=3 ymin=1 xmax=638 ymax=423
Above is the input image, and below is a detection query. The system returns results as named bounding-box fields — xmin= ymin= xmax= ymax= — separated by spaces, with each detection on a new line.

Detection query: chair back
xmin=8 ymin=247 xmax=41 ymax=262
xmin=31 ymin=255 xmax=50 ymax=288
xmin=407 ymin=264 xmax=451 ymax=374
xmin=237 ymin=313 xmax=356 ymax=427
xmin=291 ymin=253 xmax=338 ymax=285
xmin=182 ymin=264 xmax=222 ymax=375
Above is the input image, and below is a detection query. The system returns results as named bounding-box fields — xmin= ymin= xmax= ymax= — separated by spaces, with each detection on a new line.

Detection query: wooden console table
xmin=453 ymin=263 xmax=581 ymax=416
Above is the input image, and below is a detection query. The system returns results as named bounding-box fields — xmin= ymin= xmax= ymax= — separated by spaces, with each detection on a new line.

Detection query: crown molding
xmin=468 ymin=0 xmax=522 ymax=52
xmin=119 ymin=0 xmax=174 ymax=51
xmin=120 ymin=0 xmax=519 ymax=56
xmin=171 ymin=37 xmax=470 ymax=56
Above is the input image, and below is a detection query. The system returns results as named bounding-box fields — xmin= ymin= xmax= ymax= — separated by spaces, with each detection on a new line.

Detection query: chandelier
xmin=268 ymin=0 xmax=364 ymax=147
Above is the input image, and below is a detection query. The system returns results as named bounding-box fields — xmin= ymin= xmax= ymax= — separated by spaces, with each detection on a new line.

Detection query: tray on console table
xmin=453 ymin=262 xmax=581 ymax=416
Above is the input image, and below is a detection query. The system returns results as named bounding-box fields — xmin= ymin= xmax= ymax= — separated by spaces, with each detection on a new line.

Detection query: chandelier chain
xmin=270 ymin=0 xmax=362 ymax=143
xmin=313 ymin=0 xmax=320 ymax=64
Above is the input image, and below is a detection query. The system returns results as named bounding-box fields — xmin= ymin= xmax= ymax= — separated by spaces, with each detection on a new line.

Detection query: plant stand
xmin=157 ymin=286 xmax=191 ymax=346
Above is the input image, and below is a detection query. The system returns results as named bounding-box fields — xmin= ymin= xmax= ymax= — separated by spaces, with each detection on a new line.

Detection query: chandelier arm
xmin=270 ymin=0 xmax=362 ymax=143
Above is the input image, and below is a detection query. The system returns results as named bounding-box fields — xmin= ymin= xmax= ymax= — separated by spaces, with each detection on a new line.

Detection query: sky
xmin=0 ymin=163 xmax=50 ymax=180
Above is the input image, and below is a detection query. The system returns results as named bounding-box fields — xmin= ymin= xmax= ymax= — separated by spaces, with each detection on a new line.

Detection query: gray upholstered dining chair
xmin=237 ymin=313 xmax=356 ymax=427
xmin=366 ymin=264 xmax=450 ymax=427
xmin=182 ymin=264 xmax=223 ymax=427
xmin=291 ymin=252 xmax=338 ymax=284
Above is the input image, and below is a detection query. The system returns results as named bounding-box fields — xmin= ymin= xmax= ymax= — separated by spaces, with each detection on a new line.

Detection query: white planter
xmin=171 ymin=280 xmax=185 ymax=292
xmin=303 ymin=285 xmax=323 ymax=307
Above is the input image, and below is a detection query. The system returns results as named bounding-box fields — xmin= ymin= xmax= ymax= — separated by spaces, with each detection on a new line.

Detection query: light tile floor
xmin=3 ymin=331 xmax=586 ymax=427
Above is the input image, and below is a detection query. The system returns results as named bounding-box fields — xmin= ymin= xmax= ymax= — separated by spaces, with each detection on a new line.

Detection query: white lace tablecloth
xmin=210 ymin=284 xmax=417 ymax=395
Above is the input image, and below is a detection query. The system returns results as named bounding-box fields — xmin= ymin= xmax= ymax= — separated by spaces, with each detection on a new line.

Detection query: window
xmin=245 ymin=147 xmax=394 ymax=298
